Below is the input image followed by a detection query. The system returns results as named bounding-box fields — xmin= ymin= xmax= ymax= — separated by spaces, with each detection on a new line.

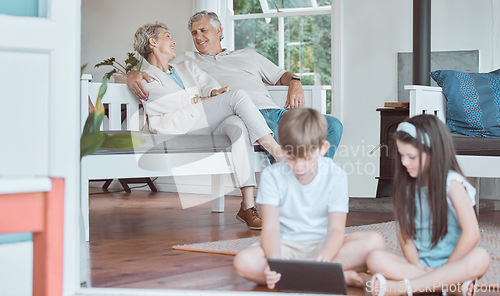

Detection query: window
xmin=231 ymin=0 xmax=332 ymax=112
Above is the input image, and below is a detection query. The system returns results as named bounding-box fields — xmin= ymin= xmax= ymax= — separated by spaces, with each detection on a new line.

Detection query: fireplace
xmin=375 ymin=107 xmax=409 ymax=198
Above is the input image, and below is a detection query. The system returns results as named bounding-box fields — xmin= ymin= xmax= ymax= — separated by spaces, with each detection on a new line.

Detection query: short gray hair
xmin=188 ymin=10 xmax=224 ymax=41
xmin=134 ymin=22 xmax=169 ymax=61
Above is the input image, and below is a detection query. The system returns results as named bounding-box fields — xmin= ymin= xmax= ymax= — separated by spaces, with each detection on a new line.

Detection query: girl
xmin=366 ymin=115 xmax=490 ymax=296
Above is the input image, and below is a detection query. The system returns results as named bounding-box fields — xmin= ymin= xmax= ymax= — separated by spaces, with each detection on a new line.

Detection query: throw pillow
xmin=430 ymin=69 xmax=500 ymax=137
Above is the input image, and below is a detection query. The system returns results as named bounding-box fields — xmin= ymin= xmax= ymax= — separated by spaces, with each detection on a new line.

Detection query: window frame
xmin=228 ymin=5 xmax=331 ymax=70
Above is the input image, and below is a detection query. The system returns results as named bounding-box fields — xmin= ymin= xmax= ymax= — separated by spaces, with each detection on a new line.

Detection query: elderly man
xmin=127 ymin=11 xmax=343 ymax=229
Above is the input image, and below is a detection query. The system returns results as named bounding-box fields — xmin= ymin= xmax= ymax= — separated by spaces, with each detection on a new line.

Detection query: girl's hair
xmin=392 ymin=114 xmax=463 ymax=248
xmin=134 ymin=22 xmax=169 ymax=61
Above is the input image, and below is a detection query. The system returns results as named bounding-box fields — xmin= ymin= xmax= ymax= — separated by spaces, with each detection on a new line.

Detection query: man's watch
xmin=291 ymin=75 xmax=301 ymax=81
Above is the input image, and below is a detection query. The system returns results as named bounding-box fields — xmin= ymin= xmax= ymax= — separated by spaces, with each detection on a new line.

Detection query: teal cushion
xmin=0 ymin=233 xmax=32 ymax=244
xmin=430 ymin=69 xmax=500 ymax=137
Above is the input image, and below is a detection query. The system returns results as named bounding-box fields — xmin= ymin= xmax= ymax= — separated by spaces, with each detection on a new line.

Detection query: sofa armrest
xmin=405 ymin=85 xmax=446 ymax=122
xmin=266 ymin=85 xmax=330 ymax=114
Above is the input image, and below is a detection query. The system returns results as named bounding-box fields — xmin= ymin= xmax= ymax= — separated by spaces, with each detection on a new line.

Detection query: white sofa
xmin=406 ymin=85 xmax=500 ymax=214
xmin=80 ymin=74 xmax=330 ymax=240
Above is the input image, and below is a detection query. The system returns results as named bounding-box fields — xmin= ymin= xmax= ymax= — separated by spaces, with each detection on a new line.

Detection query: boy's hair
xmin=392 ymin=114 xmax=463 ymax=248
xmin=278 ymin=108 xmax=327 ymax=157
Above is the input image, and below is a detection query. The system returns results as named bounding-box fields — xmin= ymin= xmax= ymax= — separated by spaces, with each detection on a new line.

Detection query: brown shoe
xmin=236 ymin=204 xmax=262 ymax=230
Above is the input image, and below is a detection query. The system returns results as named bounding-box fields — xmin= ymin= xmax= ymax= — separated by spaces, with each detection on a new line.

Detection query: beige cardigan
xmin=143 ymin=60 xmax=221 ymax=134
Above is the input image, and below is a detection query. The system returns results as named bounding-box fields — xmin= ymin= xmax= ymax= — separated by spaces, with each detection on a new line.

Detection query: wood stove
xmin=375 ymin=107 xmax=409 ymax=198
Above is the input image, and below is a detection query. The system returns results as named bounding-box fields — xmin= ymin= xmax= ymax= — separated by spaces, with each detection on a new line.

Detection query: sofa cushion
xmin=93 ymin=132 xmax=265 ymax=155
xmin=430 ymin=69 xmax=500 ymax=137
xmin=453 ymin=134 xmax=500 ymax=156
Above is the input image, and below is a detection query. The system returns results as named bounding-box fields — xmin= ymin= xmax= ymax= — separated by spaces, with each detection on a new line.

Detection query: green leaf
xmin=101 ymin=132 xmax=146 ymax=149
xmin=96 ymin=76 xmax=108 ymax=107
xmin=81 ymin=63 xmax=88 ymax=76
xmin=81 ymin=111 xmax=103 ymax=136
xmin=94 ymin=57 xmax=115 ymax=68
xmin=80 ymin=132 xmax=107 ymax=159
xmin=81 ymin=77 xmax=107 ymax=136
xmin=104 ymin=69 xmax=117 ymax=79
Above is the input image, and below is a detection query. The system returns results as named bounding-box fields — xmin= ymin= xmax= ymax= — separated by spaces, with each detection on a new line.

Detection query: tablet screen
xmin=267 ymin=259 xmax=348 ymax=294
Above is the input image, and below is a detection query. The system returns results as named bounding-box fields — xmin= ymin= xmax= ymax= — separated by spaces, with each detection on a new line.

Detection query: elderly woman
xmin=134 ymin=22 xmax=283 ymax=230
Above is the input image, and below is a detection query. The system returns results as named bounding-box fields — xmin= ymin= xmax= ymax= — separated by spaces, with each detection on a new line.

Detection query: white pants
xmin=187 ymin=89 xmax=272 ymax=187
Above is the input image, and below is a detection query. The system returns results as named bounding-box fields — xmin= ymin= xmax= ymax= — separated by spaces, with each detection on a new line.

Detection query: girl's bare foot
xmin=345 ymin=270 xmax=364 ymax=288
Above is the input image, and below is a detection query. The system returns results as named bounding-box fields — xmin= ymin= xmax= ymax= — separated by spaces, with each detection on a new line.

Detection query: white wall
xmin=81 ymin=0 xmax=193 ymax=80
xmin=334 ymin=0 xmax=500 ymax=197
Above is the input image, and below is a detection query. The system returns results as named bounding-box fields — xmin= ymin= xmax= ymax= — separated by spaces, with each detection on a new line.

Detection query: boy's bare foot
xmin=344 ymin=270 xmax=364 ymax=287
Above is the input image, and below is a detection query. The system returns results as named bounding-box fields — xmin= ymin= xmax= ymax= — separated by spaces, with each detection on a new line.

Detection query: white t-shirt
xmin=180 ymin=49 xmax=286 ymax=110
xmin=256 ymin=157 xmax=349 ymax=242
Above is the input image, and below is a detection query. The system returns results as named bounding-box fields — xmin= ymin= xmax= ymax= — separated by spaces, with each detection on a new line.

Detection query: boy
xmin=233 ymin=108 xmax=385 ymax=288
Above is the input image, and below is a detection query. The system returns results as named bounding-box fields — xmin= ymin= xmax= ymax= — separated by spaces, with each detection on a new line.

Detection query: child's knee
xmin=233 ymin=252 xmax=249 ymax=275
xmin=364 ymin=231 xmax=386 ymax=252
xmin=467 ymin=247 xmax=491 ymax=277
xmin=233 ymin=250 xmax=263 ymax=278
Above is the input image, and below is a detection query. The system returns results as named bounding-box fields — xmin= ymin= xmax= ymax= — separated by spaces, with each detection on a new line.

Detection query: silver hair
xmin=187 ymin=10 xmax=224 ymax=41
xmin=134 ymin=22 xmax=169 ymax=61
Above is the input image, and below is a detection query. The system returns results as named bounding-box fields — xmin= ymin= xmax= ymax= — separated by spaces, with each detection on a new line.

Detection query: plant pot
xmin=112 ymin=74 xmax=128 ymax=84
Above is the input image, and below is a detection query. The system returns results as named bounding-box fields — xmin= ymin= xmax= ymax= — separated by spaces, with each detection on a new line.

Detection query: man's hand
xmin=210 ymin=86 xmax=230 ymax=97
xmin=127 ymin=70 xmax=151 ymax=101
xmin=284 ymin=79 xmax=305 ymax=109
xmin=278 ymin=72 xmax=305 ymax=109
xmin=264 ymin=265 xmax=281 ymax=289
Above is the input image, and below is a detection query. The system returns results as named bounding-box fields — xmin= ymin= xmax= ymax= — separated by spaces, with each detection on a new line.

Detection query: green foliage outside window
xmin=233 ymin=0 xmax=333 ymax=112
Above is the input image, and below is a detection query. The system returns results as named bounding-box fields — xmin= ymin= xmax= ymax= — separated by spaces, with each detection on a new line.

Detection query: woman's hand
xmin=264 ymin=265 xmax=281 ymax=289
xmin=210 ymin=86 xmax=230 ymax=97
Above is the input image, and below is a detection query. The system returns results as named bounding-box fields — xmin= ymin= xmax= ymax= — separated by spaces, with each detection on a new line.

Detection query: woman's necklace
xmin=165 ymin=65 xmax=173 ymax=75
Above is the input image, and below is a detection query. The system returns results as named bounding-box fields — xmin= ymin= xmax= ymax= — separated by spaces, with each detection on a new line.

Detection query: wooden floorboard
xmin=86 ymin=189 xmax=499 ymax=295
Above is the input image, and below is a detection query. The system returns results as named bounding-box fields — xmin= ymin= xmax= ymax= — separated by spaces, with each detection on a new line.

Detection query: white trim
xmin=75 ymin=287 xmax=327 ymax=296
xmin=278 ymin=17 xmax=284 ymax=68
xmin=331 ymin=0 xmax=343 ymax=120
xmin=230 ymin=8 xmax=331 ymax=20
xmin=0 ymin=177 xmax=51 ymax=194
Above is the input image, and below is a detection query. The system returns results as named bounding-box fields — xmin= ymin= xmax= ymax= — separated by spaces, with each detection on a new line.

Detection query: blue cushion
xmin=430 ymin=69 xmax=500 ymax=137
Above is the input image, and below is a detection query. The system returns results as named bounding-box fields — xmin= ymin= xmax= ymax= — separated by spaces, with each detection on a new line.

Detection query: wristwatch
xmin=291 ymin=75 xmax=301 ymax=81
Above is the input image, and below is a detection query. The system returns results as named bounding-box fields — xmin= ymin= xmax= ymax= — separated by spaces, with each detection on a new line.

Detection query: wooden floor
xmin=86 ymin=189 xmax=500 ymax=295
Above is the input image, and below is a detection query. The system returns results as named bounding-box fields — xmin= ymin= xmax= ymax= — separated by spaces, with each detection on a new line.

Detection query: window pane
xmin=284 ymin=14 xmax=331 ymax=86
xmin=0 ymin=0 xmax=47 ymax=17
xmin=233 ymin=0 xmax=263 ymax=14
xmin=233 ymin=0 xmax=331 ymax=14
xmin=266 ymin=0 xmax=311 ymax=9
xmin=316 ymin=0 xmax=333 ymax=6
xmin=234 ymin=18 xmax=279 ymax=66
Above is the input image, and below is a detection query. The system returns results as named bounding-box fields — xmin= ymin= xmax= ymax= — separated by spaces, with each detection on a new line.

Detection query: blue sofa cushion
xmin=430 ymin=69 xmax=500 ymax=137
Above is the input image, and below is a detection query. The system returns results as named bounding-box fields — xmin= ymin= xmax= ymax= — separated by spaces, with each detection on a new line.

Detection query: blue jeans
xmin=259 ymin=109 xmax=343 ymax=162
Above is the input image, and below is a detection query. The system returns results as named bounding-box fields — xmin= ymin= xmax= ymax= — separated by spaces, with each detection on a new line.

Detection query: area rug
xmin=173 ymin=221 xmax=500 ymax=285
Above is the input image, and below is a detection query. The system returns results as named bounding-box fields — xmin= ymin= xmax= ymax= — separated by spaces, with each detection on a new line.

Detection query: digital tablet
xmin=267 ymin=258 xmax=348 ymax=294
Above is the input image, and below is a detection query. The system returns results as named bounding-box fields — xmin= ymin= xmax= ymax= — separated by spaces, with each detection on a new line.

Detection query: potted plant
xmin=94 ymin=52 xmax=143 ymax=83
xmin=81 ymin=77 xmax=145 ymax=158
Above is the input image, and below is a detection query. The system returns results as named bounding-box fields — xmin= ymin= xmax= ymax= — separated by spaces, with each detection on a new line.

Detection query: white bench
xmin=406 ymin=85 xmax=500 ymax=214
xmin=80 ymin=74 xmax=329 ymax=240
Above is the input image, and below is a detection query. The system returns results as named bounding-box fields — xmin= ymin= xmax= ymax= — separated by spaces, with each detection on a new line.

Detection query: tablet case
xmin=267 ymin=258 xmax=348 ymax=294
